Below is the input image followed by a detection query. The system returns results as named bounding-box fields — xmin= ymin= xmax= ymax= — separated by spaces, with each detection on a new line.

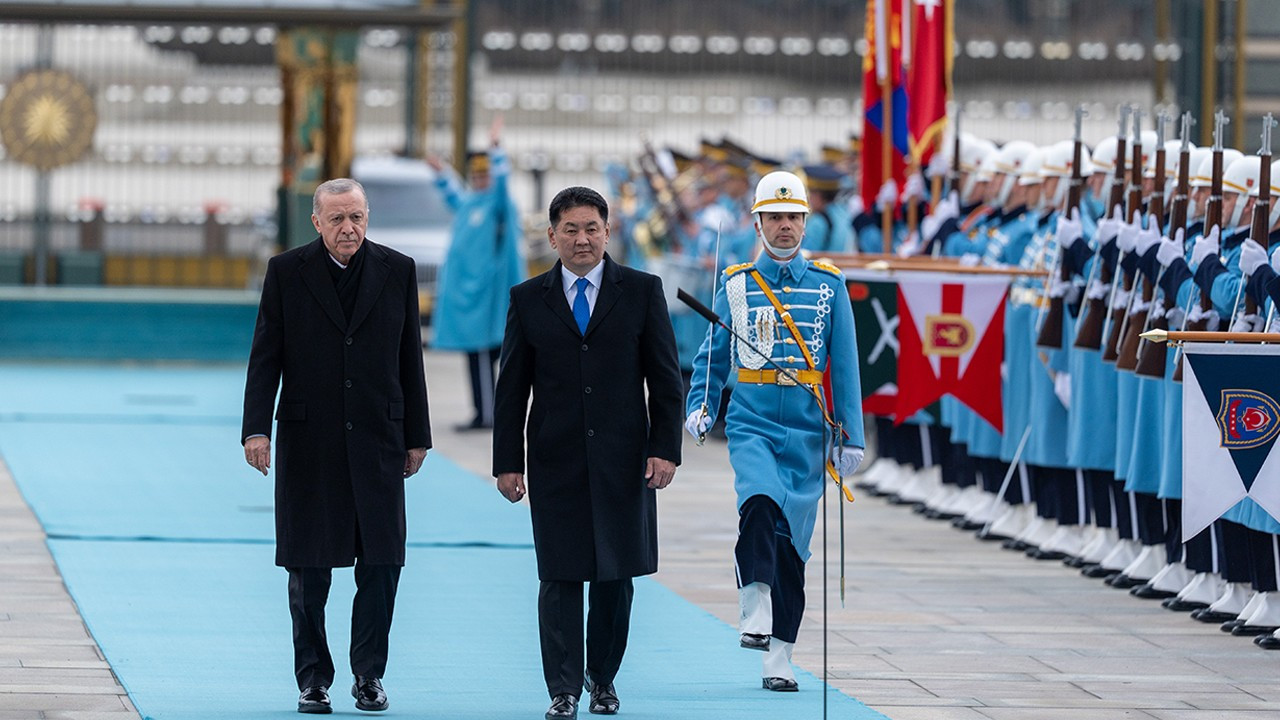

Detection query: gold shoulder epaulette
xmin=724 ymin=262 xmax=754 ymax=276
xmin=811 ymin=260 xmax=843 ymax=276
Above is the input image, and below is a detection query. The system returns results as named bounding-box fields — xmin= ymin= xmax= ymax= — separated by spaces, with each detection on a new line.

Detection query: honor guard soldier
xmin=684 ymin=171 xmax=864 ymax=692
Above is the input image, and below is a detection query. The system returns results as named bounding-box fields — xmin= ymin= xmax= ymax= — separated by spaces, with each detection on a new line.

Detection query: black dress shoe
xmin=1027 ymin=548 xmax=1067 ymax=561
xmin=1162 ymin=597 xmax=1209 ymax=612
xmin=546 ymin=693 xmax=578 ymax=719
xmin=452 ymin=418 xmax=493 ymax=432
xmin=740 ymin=632 xmax=770 ymax=651
xmin=298 ymin=686 xmax=332 ymax=714
xmin=583 ymin=677 xmax=619 ymax=715
xmin=1191 ymin=608 xmax=1240 ymax=623
xmin=952 ymin=518 xmax=984 ymax=531
xmin=975 ymin=529 xmax=1010 ymax=541
xmin=351 ymin=676 xmax=388 ymax=712
xmin=762 ymin=677 xmax=799 ymax=692
xmin=1232 ymin=624 xmax=1280 ymax=637
xmin=1081 ymin=564 xmax=1119 ymax=579
xmin=1130 ymin=583 xmax=1177 ymax=600
xmin=1105 ymin=574 xmax=1147 ymax=589
xmin=1063 ymin=556 xmax=1088 ymax=569
xmin=1254 ymin=633 xmax=1280 ymax=649
xmin=1220 ymin=619 xmax=1246 ymax=632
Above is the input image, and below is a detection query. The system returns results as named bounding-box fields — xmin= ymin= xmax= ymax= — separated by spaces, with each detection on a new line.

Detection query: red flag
xmin=906 ymin=0 xmax=952 ymax=166
xmin=860 ymin=0 xmax=909 ymax=210
xmin=895 ymin=275 xmax=1007 ymax=431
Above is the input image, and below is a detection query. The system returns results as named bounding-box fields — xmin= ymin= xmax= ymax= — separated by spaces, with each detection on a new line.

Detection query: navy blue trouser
xmin=736 ymin=495 xmax=806 ymax=644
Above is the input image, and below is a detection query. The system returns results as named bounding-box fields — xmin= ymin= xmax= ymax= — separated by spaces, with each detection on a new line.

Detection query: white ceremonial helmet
xmin=976 ymin=150 xmax=1000 ymax=183
xmin=1091 ymin=135 xmax=1119 ymax=178
xmin=1222 ymin=154 xmax=1263 ymax=228
xmin=993 ymin=140 xmax=1036 ymax=205
xmin=1127 ymin=130 xmax=1159 ymax=173
xmin=1185 ymin=147 xmax=1214 ymax=188
xmin=751 ymin=171 xmax=810 ymax=215
xmin=961 ymin=137 xmax=997 ymax=200
xmin=1017 ymin=146 xmax=1048 ymax=186
xmin=1191 ymin=148 xmax=1243 ymax=189
xmin=1039 ymin=140 xmax=1075 ymax=179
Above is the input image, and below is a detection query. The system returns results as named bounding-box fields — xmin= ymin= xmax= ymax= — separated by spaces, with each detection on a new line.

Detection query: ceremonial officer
xmin=428 ymin=123 xmax=526 ymax=431
xmin=685 ymin=171 xmax=864 ymax=691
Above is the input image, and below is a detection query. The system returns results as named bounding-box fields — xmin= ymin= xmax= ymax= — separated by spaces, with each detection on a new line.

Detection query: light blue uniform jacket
xmin=688 ymin=254 xmax=863 ymax=561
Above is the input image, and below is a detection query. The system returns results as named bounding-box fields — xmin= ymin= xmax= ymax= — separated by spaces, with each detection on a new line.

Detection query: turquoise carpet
xmin=1 ymin=364 xmax=888 ymax=719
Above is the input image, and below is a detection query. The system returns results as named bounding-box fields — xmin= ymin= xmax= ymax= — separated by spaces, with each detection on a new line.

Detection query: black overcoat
xmin=493 ymin=254 xmax=683 ymax=582
xmin=242 ymin=237 xmax=431 ymax=568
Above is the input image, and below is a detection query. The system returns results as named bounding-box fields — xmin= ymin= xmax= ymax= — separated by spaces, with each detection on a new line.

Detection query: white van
xmin=351 ymin=155 xmax=453 ymax=323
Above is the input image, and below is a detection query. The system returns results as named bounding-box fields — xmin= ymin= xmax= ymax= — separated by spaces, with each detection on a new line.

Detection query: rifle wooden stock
xmin=1134 ymin=146 xmax=1190 ymax=378
xmin=1035 ymin=137 xmax=1085 ymax=349
xmin=1173 ymin=147 xmax=1225 ymax=382
xmin=1103 ymin=140 xmax=1145 ymax=362
xmin=1074 ymin=136 xmax=1128 ymax=350
xmin=1117 ymin=144 xmax=1169 ymax=369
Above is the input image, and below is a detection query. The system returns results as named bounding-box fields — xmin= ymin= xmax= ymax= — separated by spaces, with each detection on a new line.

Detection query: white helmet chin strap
xmin=995 ymin=174 xmax=1017 ymax=207
xmin=1228 ymin=196 xmax=1247 ymax=231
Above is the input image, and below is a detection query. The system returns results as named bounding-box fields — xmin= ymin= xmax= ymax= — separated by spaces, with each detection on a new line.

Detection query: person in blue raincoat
xmin=428 ymin=123 xmax=526 ymax=431
xmin=684 ymin=171 xmax=863 ymax=692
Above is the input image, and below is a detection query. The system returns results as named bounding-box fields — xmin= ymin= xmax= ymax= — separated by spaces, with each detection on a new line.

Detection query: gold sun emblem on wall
xmin=0 ymin=69 xmax=97 ymax=172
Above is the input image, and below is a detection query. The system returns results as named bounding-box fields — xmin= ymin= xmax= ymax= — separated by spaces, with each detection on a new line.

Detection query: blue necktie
xmin=573 ymin=277 xmax=591 ymax=335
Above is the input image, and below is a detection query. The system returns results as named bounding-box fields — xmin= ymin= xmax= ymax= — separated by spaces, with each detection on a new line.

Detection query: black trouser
xmin=1246 ymin=529 xmax=1280 ymax=593
xmin=1183 ymin=523 xmax=1216 ymax=573
xmin=287 ymin=563 xmax=401 ymax=691
xmin=465 ymin=346 xmax=501 ymax=425
xmin=538 ymin=578 xmax=634 ymax=699
xmin=735 ymin=495 xmax=806 ymax=644
xmin=1133 ymin=492 xmax=1168 ymax=546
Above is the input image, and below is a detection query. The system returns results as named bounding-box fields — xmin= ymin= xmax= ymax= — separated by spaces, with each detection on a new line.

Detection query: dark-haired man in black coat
xmin=242 ymin=178 xmax=431 ymax=715
xmin=493 ymin=186 xmax=683 ymax=720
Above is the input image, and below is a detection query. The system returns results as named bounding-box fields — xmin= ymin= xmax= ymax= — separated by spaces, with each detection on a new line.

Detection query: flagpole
xmin=881 ymin=76 xmax=894 ymax=254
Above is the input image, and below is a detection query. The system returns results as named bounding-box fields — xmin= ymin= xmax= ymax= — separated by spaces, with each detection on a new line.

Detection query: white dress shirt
xmin=561 ymin=260 xmax=605 ymax=315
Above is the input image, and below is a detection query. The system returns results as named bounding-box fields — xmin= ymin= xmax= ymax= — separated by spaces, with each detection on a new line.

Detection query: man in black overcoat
xmin=242 ymin=178 xmax=431 ymax=715
xmin=493 ymin=186 xmax=683 ymax=720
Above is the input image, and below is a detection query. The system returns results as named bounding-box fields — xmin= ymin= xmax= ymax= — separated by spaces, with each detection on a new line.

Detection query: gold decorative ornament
xmin=775 ymin=186 xmax=792 ymax=200
xmin=0 ymin=69 xmax=97 ymax=171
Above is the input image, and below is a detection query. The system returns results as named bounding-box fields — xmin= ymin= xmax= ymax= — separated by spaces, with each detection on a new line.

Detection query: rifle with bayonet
xmin=1134 ymin=111 xmax=1194 ymax=378
xmin=1035 ymin=104 xmax=1086 ymax=349
xmin=1117 ymin=111 xmax=1169 ymax=369
xmin=1074 ymin=105 xmax=1131 ymax=349
xmin=636 ymin=140 xmax=695 ymax=254
xmin=1103 ymin=106 xmax=1145 ymax=362
xmin=1172 ymin=109 xmax=1228 ymax=382
xmin=1233 ymin=113 xmax=1276 ymax=326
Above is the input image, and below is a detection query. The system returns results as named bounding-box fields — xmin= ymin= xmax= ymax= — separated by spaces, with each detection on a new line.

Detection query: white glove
xmin=1240 ymin=238 xmax=1268 ymax=277
xmin=902 ymin=173 xmax=926 ymax=202
xmin=959 ymin=253 xmax=981 ymax=267
xmin=1156 ymin=228 xmax=1185 ymax=268
xmin=1117 ymin=216 xmax=1140 ymax=253
xmin=1095 ymin=206 xmax=1125 ymax=244
xmin=1191 ymin=225 xmax=1221 ymax=269
xmin=684 ymin=409 xmax=712 ymax=439
xmin=875 ymin=179 xmax=899 ymax=211
xmin=927 ymin=151 xmax=950 ymax=178
xmin=1055 ymin=207 xmax=1083 ymax=251
xmin=1230 ymin=313 xmax=1263 ymax=333
xmin=920 ymin=191 xmax=960 ymax=241
xmin=1135 ymin=221 xmax=1161 ymax=255
xmin=1053 ymin=371 xmax=1072 ymax=410
xmin=831 ymin=446 xmax=864 ymax=476
xmin=846 ymin=193 xmax=865 ymax=217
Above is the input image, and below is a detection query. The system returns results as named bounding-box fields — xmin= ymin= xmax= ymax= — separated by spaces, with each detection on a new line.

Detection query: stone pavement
xmin=0 ymin=452 xmax=138 ymax=720
xmin=2 ymin=348 xmax=1278 ymax=719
